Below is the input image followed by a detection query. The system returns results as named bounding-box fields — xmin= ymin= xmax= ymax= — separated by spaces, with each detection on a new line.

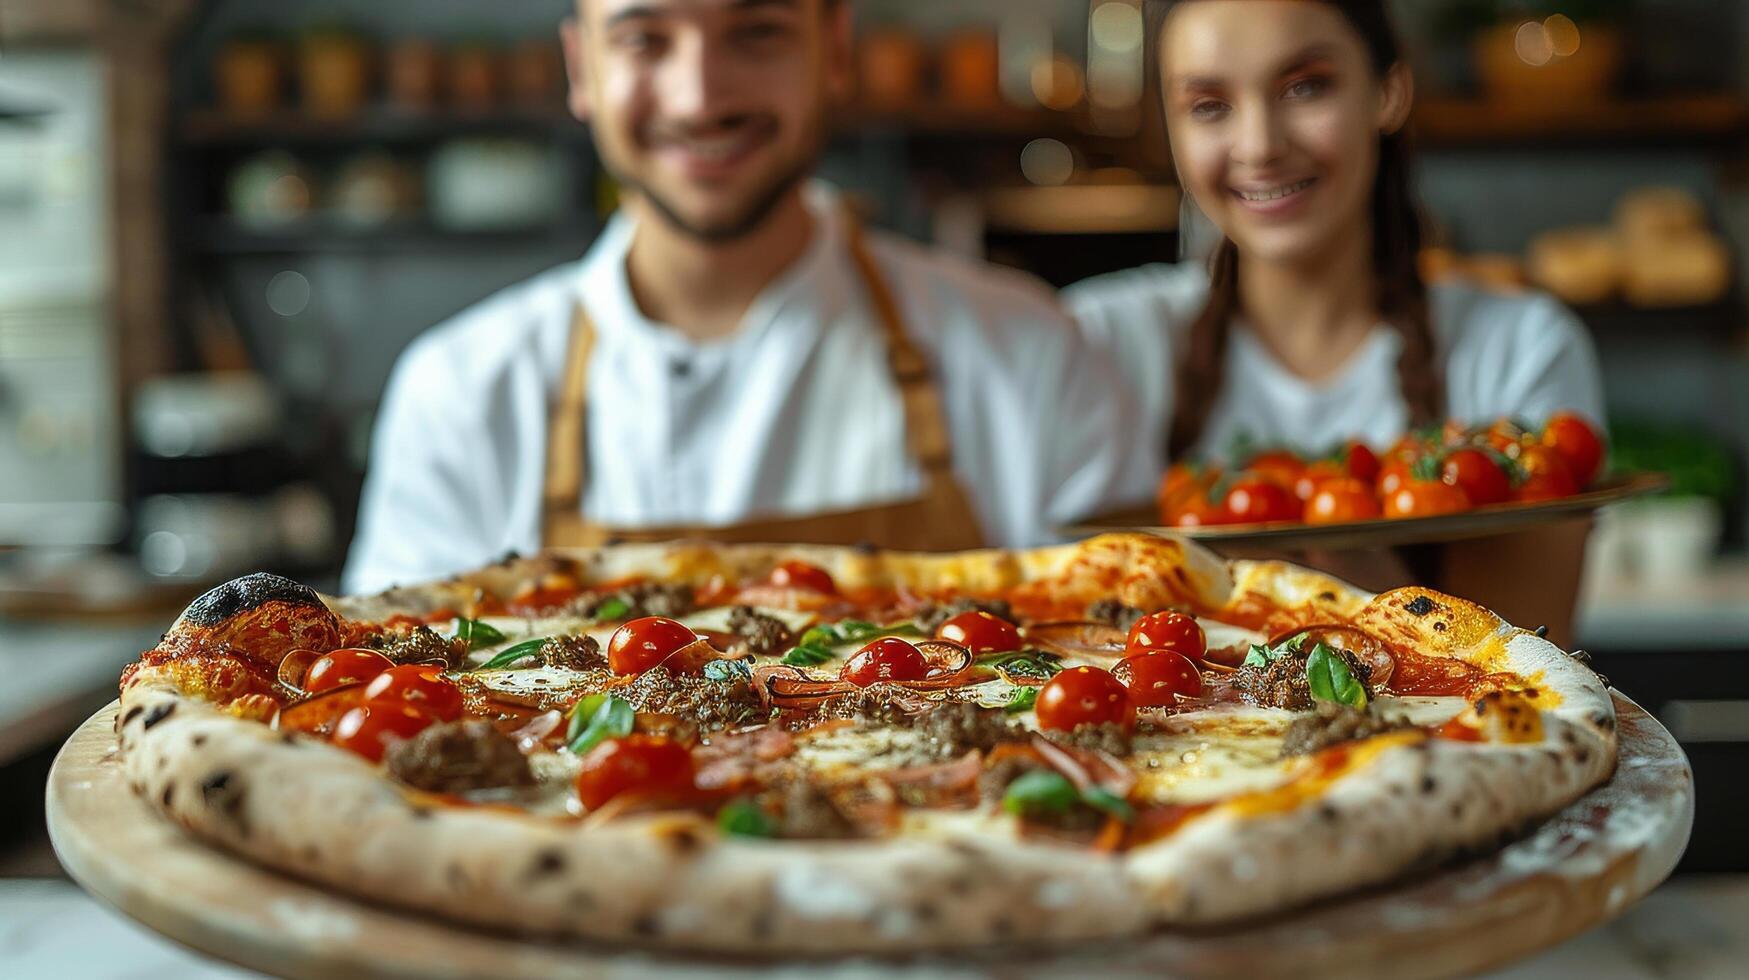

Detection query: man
xmin=343 ymin=0 xmax=1152 ymax=594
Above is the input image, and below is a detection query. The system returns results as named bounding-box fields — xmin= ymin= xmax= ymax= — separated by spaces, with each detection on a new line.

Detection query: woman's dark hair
xmin=1149 ymin=0 xmax=1441 ymax=459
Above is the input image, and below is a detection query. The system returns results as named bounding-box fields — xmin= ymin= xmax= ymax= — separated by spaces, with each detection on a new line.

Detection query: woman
xmin=1066 ymin=0 xmax=1604 ymax=640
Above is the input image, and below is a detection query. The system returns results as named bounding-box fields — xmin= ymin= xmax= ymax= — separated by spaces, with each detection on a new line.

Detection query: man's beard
xmin=603 ymin=116 xmax=825 ymax=244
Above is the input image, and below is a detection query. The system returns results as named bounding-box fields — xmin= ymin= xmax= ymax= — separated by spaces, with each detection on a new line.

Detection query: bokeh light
xmin=1019 ymin=138 xmax=1075 ymax=186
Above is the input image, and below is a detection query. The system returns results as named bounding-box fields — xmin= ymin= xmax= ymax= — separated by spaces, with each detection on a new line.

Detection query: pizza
xmin=112 ymin=533 xmax=1616 ymax=954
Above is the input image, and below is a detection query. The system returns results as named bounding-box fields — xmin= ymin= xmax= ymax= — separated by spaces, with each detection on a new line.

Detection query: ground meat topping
xmin=806 ymin=683 xmax=936 ymax=728
xmin=540 ymin=634 xmax=604 ymax=671
xmin=573 ymin=582 xmax=696 ymax=620
xmin=384 ymin=720 xmax=535 ymax=793
xmin=756 ymin=775 xmax=860 ymax=839
xmin=619 ymin=666 xmax=768 ymax=732
xmin=913 ymin=598 xmax=1014 ymax=635
xmin=1280 ymin=702 xmax=1414 ymax=758
xmin=727 ymin=606 xmax=792 ymax=657
xmin=1041 ymin=721 xmax=1133 ymax=756
xmin=373 ymin=626 xmax=466 ymax=669
xmin=915 ymin=701 xmax=1025 ymax=757
xmin=1230 ymin=645 xmax=1373 ymax=711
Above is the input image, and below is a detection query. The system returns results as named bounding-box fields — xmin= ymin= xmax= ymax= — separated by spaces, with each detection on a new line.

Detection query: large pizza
xmin=113 ymin=533 xmax=1616 ymax=953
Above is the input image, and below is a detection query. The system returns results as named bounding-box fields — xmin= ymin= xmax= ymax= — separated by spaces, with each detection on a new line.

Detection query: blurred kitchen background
xmin=1 ymin=0 xmax=1747 ymax=974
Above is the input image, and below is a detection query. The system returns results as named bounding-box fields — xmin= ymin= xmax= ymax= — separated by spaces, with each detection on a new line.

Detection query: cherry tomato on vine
xmin=1441 ymin=448 xmax=1512 ymax=507
xmin=1222 ymin=477 xmax=1300 ymax=524
xmin=1541 ymin=412 xmax=1604 ymax=488
xmin=1305 ymin=478 xmax=1383 ymax=524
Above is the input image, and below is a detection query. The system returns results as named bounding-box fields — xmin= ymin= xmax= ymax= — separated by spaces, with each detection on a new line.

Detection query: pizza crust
xmin=114 ymin=534 xmax=1616 ymax=953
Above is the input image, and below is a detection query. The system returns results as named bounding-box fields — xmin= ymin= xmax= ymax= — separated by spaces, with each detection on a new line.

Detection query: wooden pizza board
xmin=48 ymin=695 xmax=1692 ymax=980
xmin=1070 ymin=473 xmax=1668 ymax=551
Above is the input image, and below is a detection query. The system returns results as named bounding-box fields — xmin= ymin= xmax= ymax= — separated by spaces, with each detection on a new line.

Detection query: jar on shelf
xmin=858 ymin=29 xmax=926 ymax=113
xmin=386 ymin=38 xmax=443 ymax=111
xmin=299 ymin=27 xmax=373 ymax=118
xmin=940 ymin=30 xmax=1000 ymax=109
xmin=448 ymin=42 xmax=503 ymax=111
xmin=214 ymin=35 xmax=283 ymax=115
xmin=506 ymin=38 xmax=565 ymax=108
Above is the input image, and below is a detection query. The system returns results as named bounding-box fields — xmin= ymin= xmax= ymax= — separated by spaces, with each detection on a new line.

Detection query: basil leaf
xmin=797 ymin=625 xmax=840 ymax=648
xmin=474 ymin=637 xmax=548 ymax=671
xmin=716 ymin=799 xmax=774 ymax=838
xmin=1081 ymin=787 xmax=1135 ymax=823
xmin=1305 ymin=642 xmax=1367 ymax=709
xmin=1001 ymin=770 xmax=1079 ymax=816
xmin=1243 ymin=644 xmax=1272 ymax=668
xmin=591 ymin=597 xmax=631 ymax=622
xmin=566 ymin=694 xmax=634 ymax=755
xmin=453 ymin=618 xmax=507 ymax=651
xmin=1003 ymin=686 xmax=1039 ymax=714
xmin=781 ymin=643 xmax=836 ymax=667
xmin=976 ymin=649 xmax=1062 ymax=681
xmin=703 ymin=659 xmax=753 ymax=683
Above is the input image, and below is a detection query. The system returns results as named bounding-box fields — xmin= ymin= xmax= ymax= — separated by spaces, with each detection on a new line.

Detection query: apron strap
xmin=543 ymin=207 xmax=961 ymax=538
xmin=844 ymin=216 xmax=955 ymax=473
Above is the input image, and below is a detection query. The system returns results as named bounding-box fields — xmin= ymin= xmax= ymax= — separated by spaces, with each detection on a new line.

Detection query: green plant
xmin=1607 ymin=421 xmax=1735 ymax=502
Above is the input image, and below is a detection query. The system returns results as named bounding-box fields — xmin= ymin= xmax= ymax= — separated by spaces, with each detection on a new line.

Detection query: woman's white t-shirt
xmin=1064 ymin=263 xmax=1605 ymax=463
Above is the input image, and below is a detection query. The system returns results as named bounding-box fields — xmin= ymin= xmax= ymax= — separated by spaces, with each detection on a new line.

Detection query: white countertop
xmin=1577 ymin=559 xmax=1749 ymax=651
xmin=0 ymin=618 xmax=162 ymax=765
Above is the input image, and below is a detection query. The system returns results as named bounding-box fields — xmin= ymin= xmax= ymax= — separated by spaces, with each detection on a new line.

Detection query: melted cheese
xmin=680 ymin=606 xmax=817 ymax=635
xmin=792 ymin=725 xmax=942 ymax=773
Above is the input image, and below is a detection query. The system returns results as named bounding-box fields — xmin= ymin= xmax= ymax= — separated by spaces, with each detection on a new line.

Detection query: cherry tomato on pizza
xmin=1541 ymin=411 xmax=1604 ymax=488
xmin=936 ymin=611 xmax=1020 ymax=654
xmin=607 ymin=617 xmax=708 ymax=675
xmin=842 ymin=637 xmax=934 ymax=686
xmin=1034 ymin=666 xmax=1135 ymax=732
xmin=1121 ymin=651 xmax=1204 ymax=707
xmin=332 ymin=703 xmax=438 ymax=762
xmin=1222 ymin=477 xmax=1299 ymax=524
xmin=574 ymin=734 xmax=698 ymax=811
xmin=362 ymin=665 xmax=464 ymax=723
xmin=769 ymin=561 xmax=836 ymax=594
xmin=1440 ymin=448 xmax=1512 ymax=507
xmin=1514 ymin=445 xmax=1579 ymax=502
xmin=1125 ymin=611 xmax=1207 ymax=661
xmin=1305 ymin=478 xmax=1383 ymax=524
xmin=304 ymin=648 xmax=395 ymax=694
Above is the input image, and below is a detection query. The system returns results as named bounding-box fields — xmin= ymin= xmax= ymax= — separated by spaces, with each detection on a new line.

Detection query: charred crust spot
xmin=278 ymin=733 xmax=297 ymax=746
xmin=991 ymin=915 xmax=1015 ymax=939
xmin=632 ymin=914 xmax=660 ymax=937
xmin=1317 ymin=803 xmax=1338 ymax=822
xmin=200 ymin=771 xmax=247 ymax=835
xmin=161 ymin=784 xmax=175 ymax=808
xmin=1433 ymin=621 xmax=1448 ymax=633
xmin=1420 ymin=775 xmax=1437 ymax=795
xmin=1405 ymin=595 xmax=1436 ymax=617
xmin=409 ymin=806 xmax=432 ymax=820
xmin=302 ymin=844 xmax=320 ymax=863
xmin=946 ymin=873 xmax=974 ymax=896
xmin=569 ymin=889 xmax=596 ymax=910
xmin=1451 ymin=801 xmax=1465 ymax=818
xmin=853 ymin=541 xmax=880 ymax=555
xmin=531 ymin=850 xmax=566 ymax=877
xmin=142 ymin=703 xmax=175 ymax=730
xmin=192 ymin=734 xmax=208 ymax=747
xmin=659 ymin=825 xmax=703 ymax=855
xmin=180 ymin=572 xmax=325 ymax=628
xmin=1575 ymin=748 xmax=1591 ymax=765
xmin=914 ymin=900 xmax=940 ymax=922
xmin=751 ymin=910 xmax=775 ymax=940
xmin=123 ymin=705 xmax=144 ymax=726
xmin=447 ymin=864 xmax=467 ymax=889
xmin=1534 ymin=625 xmax=1549 ymax=638
xmin=1318 ymin=591 xmax=1336 ymax=602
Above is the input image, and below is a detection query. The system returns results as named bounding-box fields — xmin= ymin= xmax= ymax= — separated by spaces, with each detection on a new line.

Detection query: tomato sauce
xmin=1387 ymin=652 xmax=1512 ymax=698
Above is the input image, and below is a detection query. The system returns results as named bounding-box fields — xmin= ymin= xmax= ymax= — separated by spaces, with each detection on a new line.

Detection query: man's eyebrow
xmin=603 ymin=0 xmax=797 ymax=29
xmin=731 ymin=0 xmax=800 ymax=10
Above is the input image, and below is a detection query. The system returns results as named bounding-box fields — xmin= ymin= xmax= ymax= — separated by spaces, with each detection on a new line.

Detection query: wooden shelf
xmin=182 ymin=218 xmax=595 ymax=255
xmin=180 ymin=107 xmax=588 ymax=146
xmin=1570 ymin=299 xmax=1744 ymax=336
xmin=1413 ymin=94 xmax=1749 ymax=148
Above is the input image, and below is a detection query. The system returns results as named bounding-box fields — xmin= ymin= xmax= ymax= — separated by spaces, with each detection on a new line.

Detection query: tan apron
xmin=540 ymin=220 xmax=986 ymax=551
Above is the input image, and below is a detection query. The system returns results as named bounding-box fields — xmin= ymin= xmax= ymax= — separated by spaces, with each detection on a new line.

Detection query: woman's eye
xmin=1285 ymin=77 xmax=1329 ymax=100
xmin=735 ymin=21 xmax=791 ymax=44
xmin=1189 ymin=100 xmax=1230 ymax=121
